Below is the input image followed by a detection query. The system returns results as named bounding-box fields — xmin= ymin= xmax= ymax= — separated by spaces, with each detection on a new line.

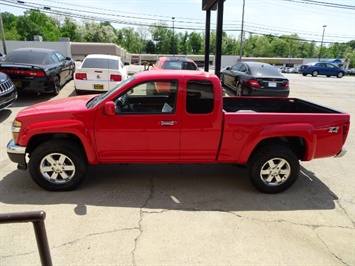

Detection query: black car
xmin=220 ymin=62 xmax=290 ymax=97
xmin=0 ymin=48 xmax=76 ymax=95
xmin=0 ymin=72 xmax=17 ymax=111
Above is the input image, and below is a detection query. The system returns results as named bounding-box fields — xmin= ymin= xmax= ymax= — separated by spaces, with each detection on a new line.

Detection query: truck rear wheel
xmin=29 ymin=139 xmax=88 ymax=191
xmin=247 ymin=145 xmax=300 ymax=193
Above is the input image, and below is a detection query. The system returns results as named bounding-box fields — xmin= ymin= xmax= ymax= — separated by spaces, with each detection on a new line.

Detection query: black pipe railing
xmin=0 ymin=211 xmax=53 ymax=266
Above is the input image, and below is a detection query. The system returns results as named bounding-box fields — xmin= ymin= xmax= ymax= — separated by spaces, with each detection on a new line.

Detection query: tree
xmin=150 ymin=22 xmax=171 ymax=54
xmin=145 ymin=40 xmax=155 ymax=54
xmin=1 ymin=12 xmax=20 ymax=40
xmin=16 ymin=10 xmax=60 ymax=41
xmin=59 ymin=17 xmax=81 ymax=41
xmin=81 ymin=21 xmax=116 ymax=43
xmin=116 ymin=27 xmax=143 ymax=53
xmin=189 ymin=32 xmax=203 ymax=54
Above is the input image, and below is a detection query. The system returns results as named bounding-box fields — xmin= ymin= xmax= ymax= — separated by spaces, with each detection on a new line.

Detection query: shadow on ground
xmin=0 ymin=163 xmax=337 ymax=215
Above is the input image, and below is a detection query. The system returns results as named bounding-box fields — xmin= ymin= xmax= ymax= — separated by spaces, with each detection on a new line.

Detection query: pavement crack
xmin=336 ymin=200 xmax=355 ymax=228
xmin=313 ymin=227 xmax=350 ymax=266
xmin=1 ymin=227 xmax=139 ymax=259
xmin=131 ymin=174 xmax=155 ymax=266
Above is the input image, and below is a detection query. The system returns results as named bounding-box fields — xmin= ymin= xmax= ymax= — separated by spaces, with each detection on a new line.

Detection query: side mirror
xmin=104 ymin=101 xmax=116 ymax=116
xmin=65 ymin=57 xmax=72 ymax=61
xmin=226 ymin=66 xmax=231 ymax=70
xmin=124 ymin=62 xmax=130 ymax=66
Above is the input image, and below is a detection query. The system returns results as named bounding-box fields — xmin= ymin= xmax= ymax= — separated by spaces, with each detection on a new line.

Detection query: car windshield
xmin=250 ymin=64 xmax=282 ymax=76
xmin=82 ymin=58 xmax=119 ymax=69
xmin=86 ymin=76 xmax=135 ymax=108
xmin=162 ymin=61 xmax=197 ymax=70
xmin=4 ymin=51 xmax=48 ymax=65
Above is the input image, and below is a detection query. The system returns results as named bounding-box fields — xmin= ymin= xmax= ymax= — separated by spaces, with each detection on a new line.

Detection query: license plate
xmin=268 ymin=82 xmax=277 ymax=87
xmin=14 ymin=81 xmax=22 ymax=88
xmin=94 ymin=84 xmax=104 ymax=90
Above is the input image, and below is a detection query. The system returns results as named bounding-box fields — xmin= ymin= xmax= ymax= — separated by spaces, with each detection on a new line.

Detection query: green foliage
xmin=1 ymin=10 xmax=354 ymax=66
xmin=16 ymin=10 xmax=60 ymax=41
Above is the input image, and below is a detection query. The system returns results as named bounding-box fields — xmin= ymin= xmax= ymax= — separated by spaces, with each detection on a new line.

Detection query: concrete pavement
xmin=0 ymin=74 xmax=354 ymax=265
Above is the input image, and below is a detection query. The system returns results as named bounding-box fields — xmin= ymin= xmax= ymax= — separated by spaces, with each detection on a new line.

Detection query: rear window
xmin=4 ymin=51 xmax=48 ymax=65
xmin=162 ymin=61 xmax=197 ymax=70
xmin=186 ymin=80 xmax=214 ymax=114
xmin=82 ymin=58 xmax=119 ymax=70
xmin=250 ymin=64 xmax=282 ymax=76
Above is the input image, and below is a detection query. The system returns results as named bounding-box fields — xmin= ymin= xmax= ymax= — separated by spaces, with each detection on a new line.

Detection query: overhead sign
xmin=202 ymin=0 xmax=217 ymax=10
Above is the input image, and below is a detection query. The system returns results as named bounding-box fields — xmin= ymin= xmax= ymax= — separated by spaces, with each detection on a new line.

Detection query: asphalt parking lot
xmin=0 ymin=73 xmax=354 ymax=265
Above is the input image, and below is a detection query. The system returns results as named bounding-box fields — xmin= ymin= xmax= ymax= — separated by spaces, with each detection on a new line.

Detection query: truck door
xmin=180 ymin=79 xmax=223 ymax=161
xmin=94 ymin=79 xmax=181 ymax=162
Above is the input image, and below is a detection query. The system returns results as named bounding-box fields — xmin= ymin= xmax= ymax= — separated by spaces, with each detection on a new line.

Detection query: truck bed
xmin=223 ymin=97 xmax=343 ymax=114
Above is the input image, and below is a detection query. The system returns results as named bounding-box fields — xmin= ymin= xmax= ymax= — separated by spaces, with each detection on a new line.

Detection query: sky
xmin=1 ymin=0 xmax=354 ymax=45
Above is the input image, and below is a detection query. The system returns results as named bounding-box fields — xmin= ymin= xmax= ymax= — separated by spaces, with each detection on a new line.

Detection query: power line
xmin=280 ymin=0 xmax=355 ymax=10
xmin=1 ymin=0 xmax=354 ymax=43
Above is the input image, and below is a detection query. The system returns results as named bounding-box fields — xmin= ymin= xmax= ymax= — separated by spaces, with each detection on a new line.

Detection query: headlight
xmin=11 ymin=119 xmax=22 ymax=143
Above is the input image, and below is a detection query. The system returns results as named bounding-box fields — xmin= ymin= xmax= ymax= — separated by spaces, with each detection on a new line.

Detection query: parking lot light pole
xmin=318 ymin=25 xmax=327 ymax=62
xmin=172 ymin=17 xmax=175 ymax=56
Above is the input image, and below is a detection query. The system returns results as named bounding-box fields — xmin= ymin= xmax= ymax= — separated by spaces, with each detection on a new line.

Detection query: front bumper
xmin=334 ymin=148 xmax=347 ymax=158
xmin=7 ymin=140 xmax=27 ymax=168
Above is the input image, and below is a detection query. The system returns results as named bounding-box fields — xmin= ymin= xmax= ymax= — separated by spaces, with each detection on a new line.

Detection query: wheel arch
xmin=247 ymin=136 xmax=306 ymax=164
xmin=22 ymin=121 xmax=99 ymax=164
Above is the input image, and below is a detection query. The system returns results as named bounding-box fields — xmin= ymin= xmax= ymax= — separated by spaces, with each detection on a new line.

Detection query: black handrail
xmin=0 ymin=211 xmax=53 ymax=266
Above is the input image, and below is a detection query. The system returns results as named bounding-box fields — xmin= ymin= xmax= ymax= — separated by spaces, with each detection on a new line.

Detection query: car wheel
xmin=29 ymin=139 xmax=88 ymax=191
xmin=236 ymin=83 xmax=243 ymax=96
xmin=75 ymin=88 xmax=85 ymax=95
xmin=52 ymin=76 xmax=61 ymax=95
xmin=337 ymin=72 xmax=344 ymax=78
xmin=312 ymin=71 xmax=318 ymax=77
xmin=247 ymin=145 xmax=300 ymax=193
xmin=302 ymin=73 xmax=307 ymax=76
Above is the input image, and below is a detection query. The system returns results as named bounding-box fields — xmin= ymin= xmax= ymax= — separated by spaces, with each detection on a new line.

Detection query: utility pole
xmin=318 ymin=25 xmax=327 ymax=62
xmin=0 ymin=12 xmax=7 ymax=55
xmin=239 ymin=0 xmax=245 ymax=61
xmin=172 ymin=17 xmax=175 ymax=56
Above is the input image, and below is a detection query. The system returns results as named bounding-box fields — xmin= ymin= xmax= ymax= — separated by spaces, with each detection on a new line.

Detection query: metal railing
xmin=0 ymin=211 xmax=53 ymax=266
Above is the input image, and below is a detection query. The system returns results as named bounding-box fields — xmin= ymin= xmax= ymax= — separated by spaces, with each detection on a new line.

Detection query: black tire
xmin=52 ymin=76 xmax=61 ymax=95
xmin=29 ymin=139 xmax=88 ymax=191
xmin=75 ymin=88 xmax=85 ymax=95
xmin=312 ymin=71 xmax=318 ymax=77
xmin=247 ymin=145 xmax=300 ymax=193
xmin=337 ymin=72 xmax=344 ymax=78
xmin=302 ymin=73 xmax=307 ymax=76
xmin=236 ymin=83 xmax=243 ymax=96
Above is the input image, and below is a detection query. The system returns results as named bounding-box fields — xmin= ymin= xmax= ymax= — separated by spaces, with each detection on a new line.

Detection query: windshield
xmin=86 ymin=76 xmax=135 ymax=108
xmin=5 ymin=51 xmax=48 ymax=65
xmin=82 ymin=58 xmax=119 ymax=69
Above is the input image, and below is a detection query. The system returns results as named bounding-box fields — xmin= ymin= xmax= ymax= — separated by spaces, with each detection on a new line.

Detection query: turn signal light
xmin=75 ymin=73 xmax=87 ymax=80
xmin=12 ymin=120 xmax=22 ymax=143
xmin=248 ymin=79 xmax=261 ymax=88
xmin=110 ymin=74 xmax=122 ymax=82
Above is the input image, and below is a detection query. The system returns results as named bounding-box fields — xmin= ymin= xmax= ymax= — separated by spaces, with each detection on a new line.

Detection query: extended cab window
xmin=115 ymin=80 xmax=178 ymax=114
xmin=186 ymin=80 xmax=214 ymax=114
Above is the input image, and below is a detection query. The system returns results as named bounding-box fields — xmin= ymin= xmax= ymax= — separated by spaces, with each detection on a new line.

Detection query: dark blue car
xmin=299 ymin=62 xmax=345 ymax=78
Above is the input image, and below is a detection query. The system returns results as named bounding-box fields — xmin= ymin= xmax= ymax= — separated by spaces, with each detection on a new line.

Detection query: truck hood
xmin=18 ymin=95 xmax=96 ymax=117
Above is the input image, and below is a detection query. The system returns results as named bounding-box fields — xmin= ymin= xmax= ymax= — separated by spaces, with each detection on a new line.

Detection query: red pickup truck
xmin=7 ymin=70 xmax=350 ymax=193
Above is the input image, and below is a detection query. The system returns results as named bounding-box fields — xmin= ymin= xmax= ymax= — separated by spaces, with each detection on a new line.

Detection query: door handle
xmin=160 ymin=121 xmax=176 ymax=126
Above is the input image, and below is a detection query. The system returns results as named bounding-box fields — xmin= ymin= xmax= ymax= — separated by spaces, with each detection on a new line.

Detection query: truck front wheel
xmin=29 ymin=139 xmax=88 ymax=191
xmin=247 ymin=145 xmax=300 ymax=193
